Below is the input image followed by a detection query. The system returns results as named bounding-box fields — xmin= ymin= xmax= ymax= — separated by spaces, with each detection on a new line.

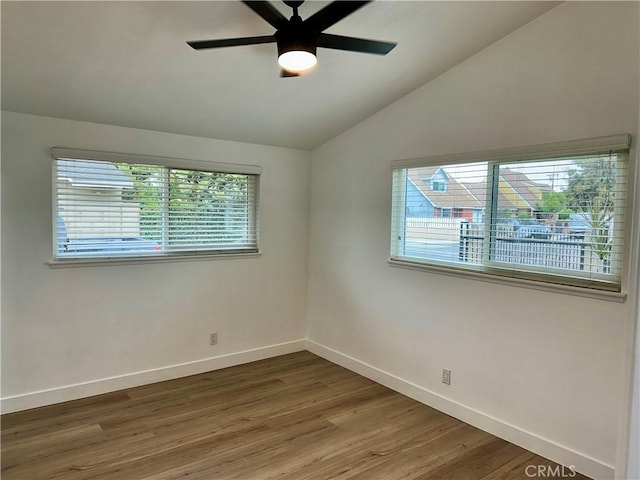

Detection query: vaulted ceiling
xmin=1 ymin=1 xmax=559 ymax=150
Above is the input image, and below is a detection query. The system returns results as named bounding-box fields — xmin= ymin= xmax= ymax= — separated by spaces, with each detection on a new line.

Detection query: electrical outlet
xmin=442 ymin=368 xmax=451 ymax=385
xmin=209 ymin=332 xmax=218 ymax=345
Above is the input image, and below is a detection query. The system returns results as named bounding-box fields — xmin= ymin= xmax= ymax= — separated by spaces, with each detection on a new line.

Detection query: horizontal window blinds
xmin=54 ymin=155 xmax=259 ymax=259
xmin=391 ymin=142 xmax=630 ymax=292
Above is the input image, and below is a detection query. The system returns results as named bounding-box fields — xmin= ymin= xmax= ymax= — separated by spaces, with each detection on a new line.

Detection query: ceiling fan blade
xmin=303 ymin=1 xmax=371 ymax=33
xmin=317 ymin=33 xmax=396 ymax=55
xmin=187 ymin=35 xmax=276 ymax=50
xmin=242 ymin=1 xmax=287 ymax=29
xmin=280 ymin=69 xmax=300 ymax=78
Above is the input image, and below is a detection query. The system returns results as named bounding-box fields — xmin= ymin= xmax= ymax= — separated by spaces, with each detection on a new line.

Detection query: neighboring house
xmin=56 ymin=160 xmax=140 ymax=238
xmin=463 ymin=169 xmax=553 ymax=219
xmin=408 ymin=166 xmax=553 ymax=223
xmin=496 ymin=167 xmax=554 ymax=216
xmin=463 ymin=179 xmax=534 ymax=218
xmin=406 ymin=167 xmax=483 ymax=222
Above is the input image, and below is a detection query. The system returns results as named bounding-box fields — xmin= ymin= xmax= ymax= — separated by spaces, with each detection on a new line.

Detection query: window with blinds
xmin=390 ymin=136 xmax=631 ymax=292
xmin=53 ymin=149 xmax=260 ymax=260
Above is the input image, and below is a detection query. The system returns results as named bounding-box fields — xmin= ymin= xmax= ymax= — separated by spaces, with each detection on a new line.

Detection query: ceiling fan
xmin=187 ymin=0 xmax=397 ymax=77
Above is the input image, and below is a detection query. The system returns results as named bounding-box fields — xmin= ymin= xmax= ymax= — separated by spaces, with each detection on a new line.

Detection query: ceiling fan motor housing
xmin=275 ymin=16 xmax=317 ymax=58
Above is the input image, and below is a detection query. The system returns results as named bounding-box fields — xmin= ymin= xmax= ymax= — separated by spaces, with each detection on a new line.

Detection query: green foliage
xmin=558 ymin=209 xmax=572 ymax=220
xmin=565 ymin=157 xmax=616 ymax=211
xmin=564 ymin=156 xmax=617 ymax=267
xmin=118 ymin=164 xmax=164 ymax=240
xmin=117 ymin=164 xmax=250 ymax=246
xmin=168 ymin=169 xmax=249 ymax=245
xmin=588 ymin=199 xmax=612 ymax=263
xmin=536 ymin=191 xmax=567 ymax=214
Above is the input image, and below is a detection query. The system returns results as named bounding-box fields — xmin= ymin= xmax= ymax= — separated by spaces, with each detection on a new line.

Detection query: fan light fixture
xmin=278 ymin=50 xmax=317 ymax=72
xmin=276 ymin=36 xmax=317 ymax=73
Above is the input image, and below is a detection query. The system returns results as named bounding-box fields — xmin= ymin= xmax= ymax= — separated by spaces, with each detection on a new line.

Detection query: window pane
xmin=490 ymin=155 xmax=624 ymax=277
xmin=54 ymin=158 xmax=259 ymax=259
xmin=56 ymin=160 xmax=163 ymax=256
xmin=396 ymin=162 xmax=488 ymax=264
xmin=168 ymin=169 xmax=254 ymax=250
xmin=390 ymin=146 xmax=628 ymax=291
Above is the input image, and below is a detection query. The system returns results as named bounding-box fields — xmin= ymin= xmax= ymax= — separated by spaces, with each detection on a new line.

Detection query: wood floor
xmin=2 ymin=351 xmax=589 ymax=480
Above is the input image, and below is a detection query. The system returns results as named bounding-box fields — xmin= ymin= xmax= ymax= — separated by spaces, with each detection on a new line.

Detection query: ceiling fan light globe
xmin=278 ymin=50 xmax=317 ymax=73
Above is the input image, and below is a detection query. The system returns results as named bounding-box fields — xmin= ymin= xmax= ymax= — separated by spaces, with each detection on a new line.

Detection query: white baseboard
xmin=306 ymin=339 xmax=614 ymax=480
xmin=0 ymin=338 xmax=615 ymax=479
xmin=1 ymin=340 xmax=306 ymax=414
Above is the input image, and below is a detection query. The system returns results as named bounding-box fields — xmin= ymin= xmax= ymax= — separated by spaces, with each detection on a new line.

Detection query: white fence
xmin=405 ymin=217 xmax=467 ymax=243
xmin=404 ymin=218 xmax=609 ymax=273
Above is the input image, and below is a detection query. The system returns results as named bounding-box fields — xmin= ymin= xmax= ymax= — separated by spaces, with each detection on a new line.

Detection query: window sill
xmin=388 ymin=258 xmax=627 ymax=303
xmin=48 ymin=251 xmax=261 ymax=268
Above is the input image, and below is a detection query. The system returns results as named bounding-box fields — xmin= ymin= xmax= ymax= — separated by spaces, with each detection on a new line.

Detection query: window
xmin=390 ymin=135 xmax=631 ymax=293
xmin=52 ymin=148 xmax=260 ymax=261
xmin=432 ymin=180 xmax=446 ymax=192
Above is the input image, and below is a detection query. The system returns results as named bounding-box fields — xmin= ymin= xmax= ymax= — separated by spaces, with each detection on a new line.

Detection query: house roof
xmin=408 ymin=167 xmax=482 ymax=209
xmin=463 ymin=180 xmax=526 ymax=210
xmin=499 ymin=168 xmax=552 ymax=210
xmin=57 ymin=160 xmax=133 ymax=189
xmin=463 ymin=181 xmax=490 ymax=206
xmin=461 ymin=169 xmax=553 ymax=211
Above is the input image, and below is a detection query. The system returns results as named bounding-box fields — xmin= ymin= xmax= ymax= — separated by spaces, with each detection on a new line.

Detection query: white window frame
xmin=389 ymin=135 xmax=634 ymax=302
xmin=49 ymin=148 xmax=262 ymax=267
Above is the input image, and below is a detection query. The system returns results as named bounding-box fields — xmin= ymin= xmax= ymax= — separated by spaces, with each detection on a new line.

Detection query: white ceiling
xmin=1 ymin=1 xmax=559 ymax=150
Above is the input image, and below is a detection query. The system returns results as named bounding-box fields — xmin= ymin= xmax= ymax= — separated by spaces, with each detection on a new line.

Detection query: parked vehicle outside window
xmin=64 ymin=237 xmax=161 ymax=255
xmin=504 ymin=218 xmax=551 ymax=240
xmin=57 ymin=216 xmax=160 ymax=255
xmin=568 ymin=213 xmax=591 ymax=239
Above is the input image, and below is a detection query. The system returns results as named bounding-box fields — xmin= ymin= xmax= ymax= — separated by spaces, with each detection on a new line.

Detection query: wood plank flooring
xmin=1 ymin=351 xmax=590 ymax=480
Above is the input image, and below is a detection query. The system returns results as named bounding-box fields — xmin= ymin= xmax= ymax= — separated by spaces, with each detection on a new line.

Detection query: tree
xmin=117 ymin=164 xmax=251 ymax=246
xmin=565 ymin=157 xmax=616 ymax=211
xmin=564 ymin=156 xmax=617 ymax=271
xmin=535 ymin=191 xmax=571 ymax=219
xmin=168 ymin=169 xmax=250 ymax=245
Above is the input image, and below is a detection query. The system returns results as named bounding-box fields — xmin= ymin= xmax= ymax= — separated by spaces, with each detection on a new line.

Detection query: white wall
xmin=627 ymin=249 xmax=640 ymax=480
xmin=1 ymin=111 xmax=310 ymax=409
xmin=625 ymin=97 xmax=640 ymax=480
xmin=307 ymin=2 xmax=638 ymax=478
xmin=2 ymin=1 xmax=639 ymax=478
